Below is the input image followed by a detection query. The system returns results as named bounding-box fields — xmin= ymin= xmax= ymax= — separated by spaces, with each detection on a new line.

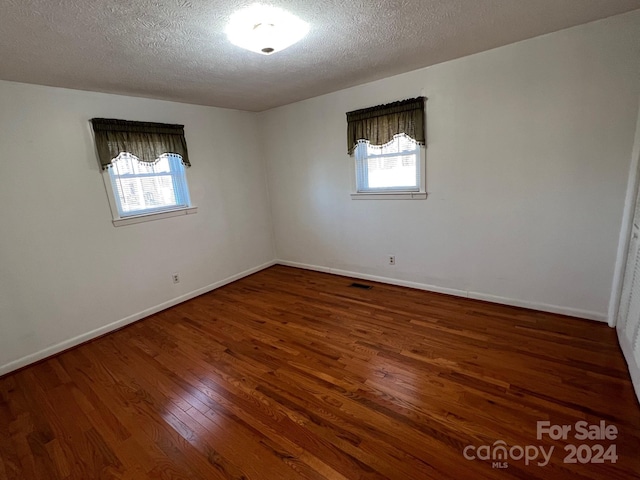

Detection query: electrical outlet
xmin=172 ymin=273 xmax=180 ymax=284
xmin=388 ymin=255 xmax=396 ymax=265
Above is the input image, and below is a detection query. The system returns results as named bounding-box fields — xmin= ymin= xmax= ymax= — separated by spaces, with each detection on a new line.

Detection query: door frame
xmin=609 ymin=96 xmax=640 ymax=327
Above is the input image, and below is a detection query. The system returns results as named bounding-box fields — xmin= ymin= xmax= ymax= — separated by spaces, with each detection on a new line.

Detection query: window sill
xmin=350 ymin=192 xmax=427 ymax=200
xmin=112 ymin=206 xmax=198 ymax=227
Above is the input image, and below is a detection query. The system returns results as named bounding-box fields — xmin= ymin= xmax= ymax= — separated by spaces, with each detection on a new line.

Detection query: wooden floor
xmin=0 ymin=266 xmax=639 ymax=479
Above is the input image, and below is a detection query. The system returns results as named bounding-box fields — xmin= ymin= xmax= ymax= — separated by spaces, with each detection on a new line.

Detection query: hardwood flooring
xmin=0 ymin=265 xmax=639 ymax=479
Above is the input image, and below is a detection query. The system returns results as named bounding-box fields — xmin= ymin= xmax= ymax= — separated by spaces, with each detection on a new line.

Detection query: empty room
xmin=2 ymin=1 xmax=640 ymax=479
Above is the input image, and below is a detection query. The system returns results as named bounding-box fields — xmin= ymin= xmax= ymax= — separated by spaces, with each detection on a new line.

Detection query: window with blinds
xmin=108 ymin=153 xmax=191 ymax=217
xmin=354 ymin=134 xmax=420 ymax=193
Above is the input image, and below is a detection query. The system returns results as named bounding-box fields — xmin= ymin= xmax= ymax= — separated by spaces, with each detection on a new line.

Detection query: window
xmin=347 ymin=97 xmax=427 ymax=199
xmin=109 ymin=153 xmax=191 ymax=217
xmin=355 ymin=134 xmax=421 ymax=193
xmin=91 ymin=118 xmax=196 ymax=226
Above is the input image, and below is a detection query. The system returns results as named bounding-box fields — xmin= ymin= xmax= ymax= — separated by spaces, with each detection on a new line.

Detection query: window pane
xmin=366 ymin=155 xmax=417 ymax=189
xmin=133 ymin=161 xmax=155 ymax=175
xmin=355 ymin=134 xmax=420 ymax=192
xmin=110 ymin=153 xmax=190 ymax=216
xmin=115 ymin=178 xmax=142 ymax=211
xmin=139 ymin=176 xmax=177 ymax=209
xmin=114 ymin=153 xmax=135 ymax=174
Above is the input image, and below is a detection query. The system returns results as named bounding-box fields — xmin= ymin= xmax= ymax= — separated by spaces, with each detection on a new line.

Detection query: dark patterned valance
xmin=346 ymin=97 xmax=426 ymax=155
xmin=91 ymin=118 xmax=190 ymax=170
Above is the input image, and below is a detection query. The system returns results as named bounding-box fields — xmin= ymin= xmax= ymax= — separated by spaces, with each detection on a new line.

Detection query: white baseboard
xmin=617 ymin=328 xmax=640 ymax=405
xmin=468 ymin=291 xmax=606 ymax=323
xmin=276 ymin=260 xmax=608 ymax=323
xmin=0 ymin=260 xmax=276 ymax=377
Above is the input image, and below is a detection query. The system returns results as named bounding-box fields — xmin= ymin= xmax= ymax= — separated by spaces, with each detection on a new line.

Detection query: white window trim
xmin=350 ymin=192 xmax=427 ymax=200
xmin=112 ymin=206 xmax=198 ymax=227
xmin=350 ymin=143 xmax=427 ymax=200
xmin=100 ymin=169 xmax=197 ymax=227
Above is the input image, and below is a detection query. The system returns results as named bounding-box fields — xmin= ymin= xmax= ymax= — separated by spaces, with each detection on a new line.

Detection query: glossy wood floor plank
xmin=1 ymin=265 xmax=639 ymax=479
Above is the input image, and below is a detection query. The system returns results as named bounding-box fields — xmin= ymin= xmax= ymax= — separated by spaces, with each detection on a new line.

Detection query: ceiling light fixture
xmin=226 ymin=4 xmax=309 ymax=55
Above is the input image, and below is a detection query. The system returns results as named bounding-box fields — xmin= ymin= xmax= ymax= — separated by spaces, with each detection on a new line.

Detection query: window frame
xmin=350 ymin=137 xmax=427 ymax=200
xmin=101 ymin=154 xmax=197 ymax=227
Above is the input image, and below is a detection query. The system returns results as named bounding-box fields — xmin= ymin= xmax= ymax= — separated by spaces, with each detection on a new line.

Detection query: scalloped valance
xmin=346 ymin=97 xmax=426 ymax=155
xmin=91 ymin=118 xmax=190 ymax=170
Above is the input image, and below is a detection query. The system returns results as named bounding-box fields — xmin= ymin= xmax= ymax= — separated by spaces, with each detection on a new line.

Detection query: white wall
xmin=260 ymin=11 xmax=640 ymax=321
xmin=0 ymin=81 xmax=275 ymax=374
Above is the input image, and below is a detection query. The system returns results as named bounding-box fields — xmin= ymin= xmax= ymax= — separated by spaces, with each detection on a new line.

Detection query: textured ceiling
xmin=1 ymin=1 xmax=639 ymax=111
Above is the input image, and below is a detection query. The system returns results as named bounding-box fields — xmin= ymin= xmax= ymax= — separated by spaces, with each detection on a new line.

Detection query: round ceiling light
xmin=226 ymin=4 xmax=309 ymax=55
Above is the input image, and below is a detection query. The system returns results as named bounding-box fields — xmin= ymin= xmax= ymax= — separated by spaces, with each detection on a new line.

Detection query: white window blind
xmin=109 ymin=153 xmax=191 ymax=217
xmin=355 ymin=134 xmax=420 ymax=193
